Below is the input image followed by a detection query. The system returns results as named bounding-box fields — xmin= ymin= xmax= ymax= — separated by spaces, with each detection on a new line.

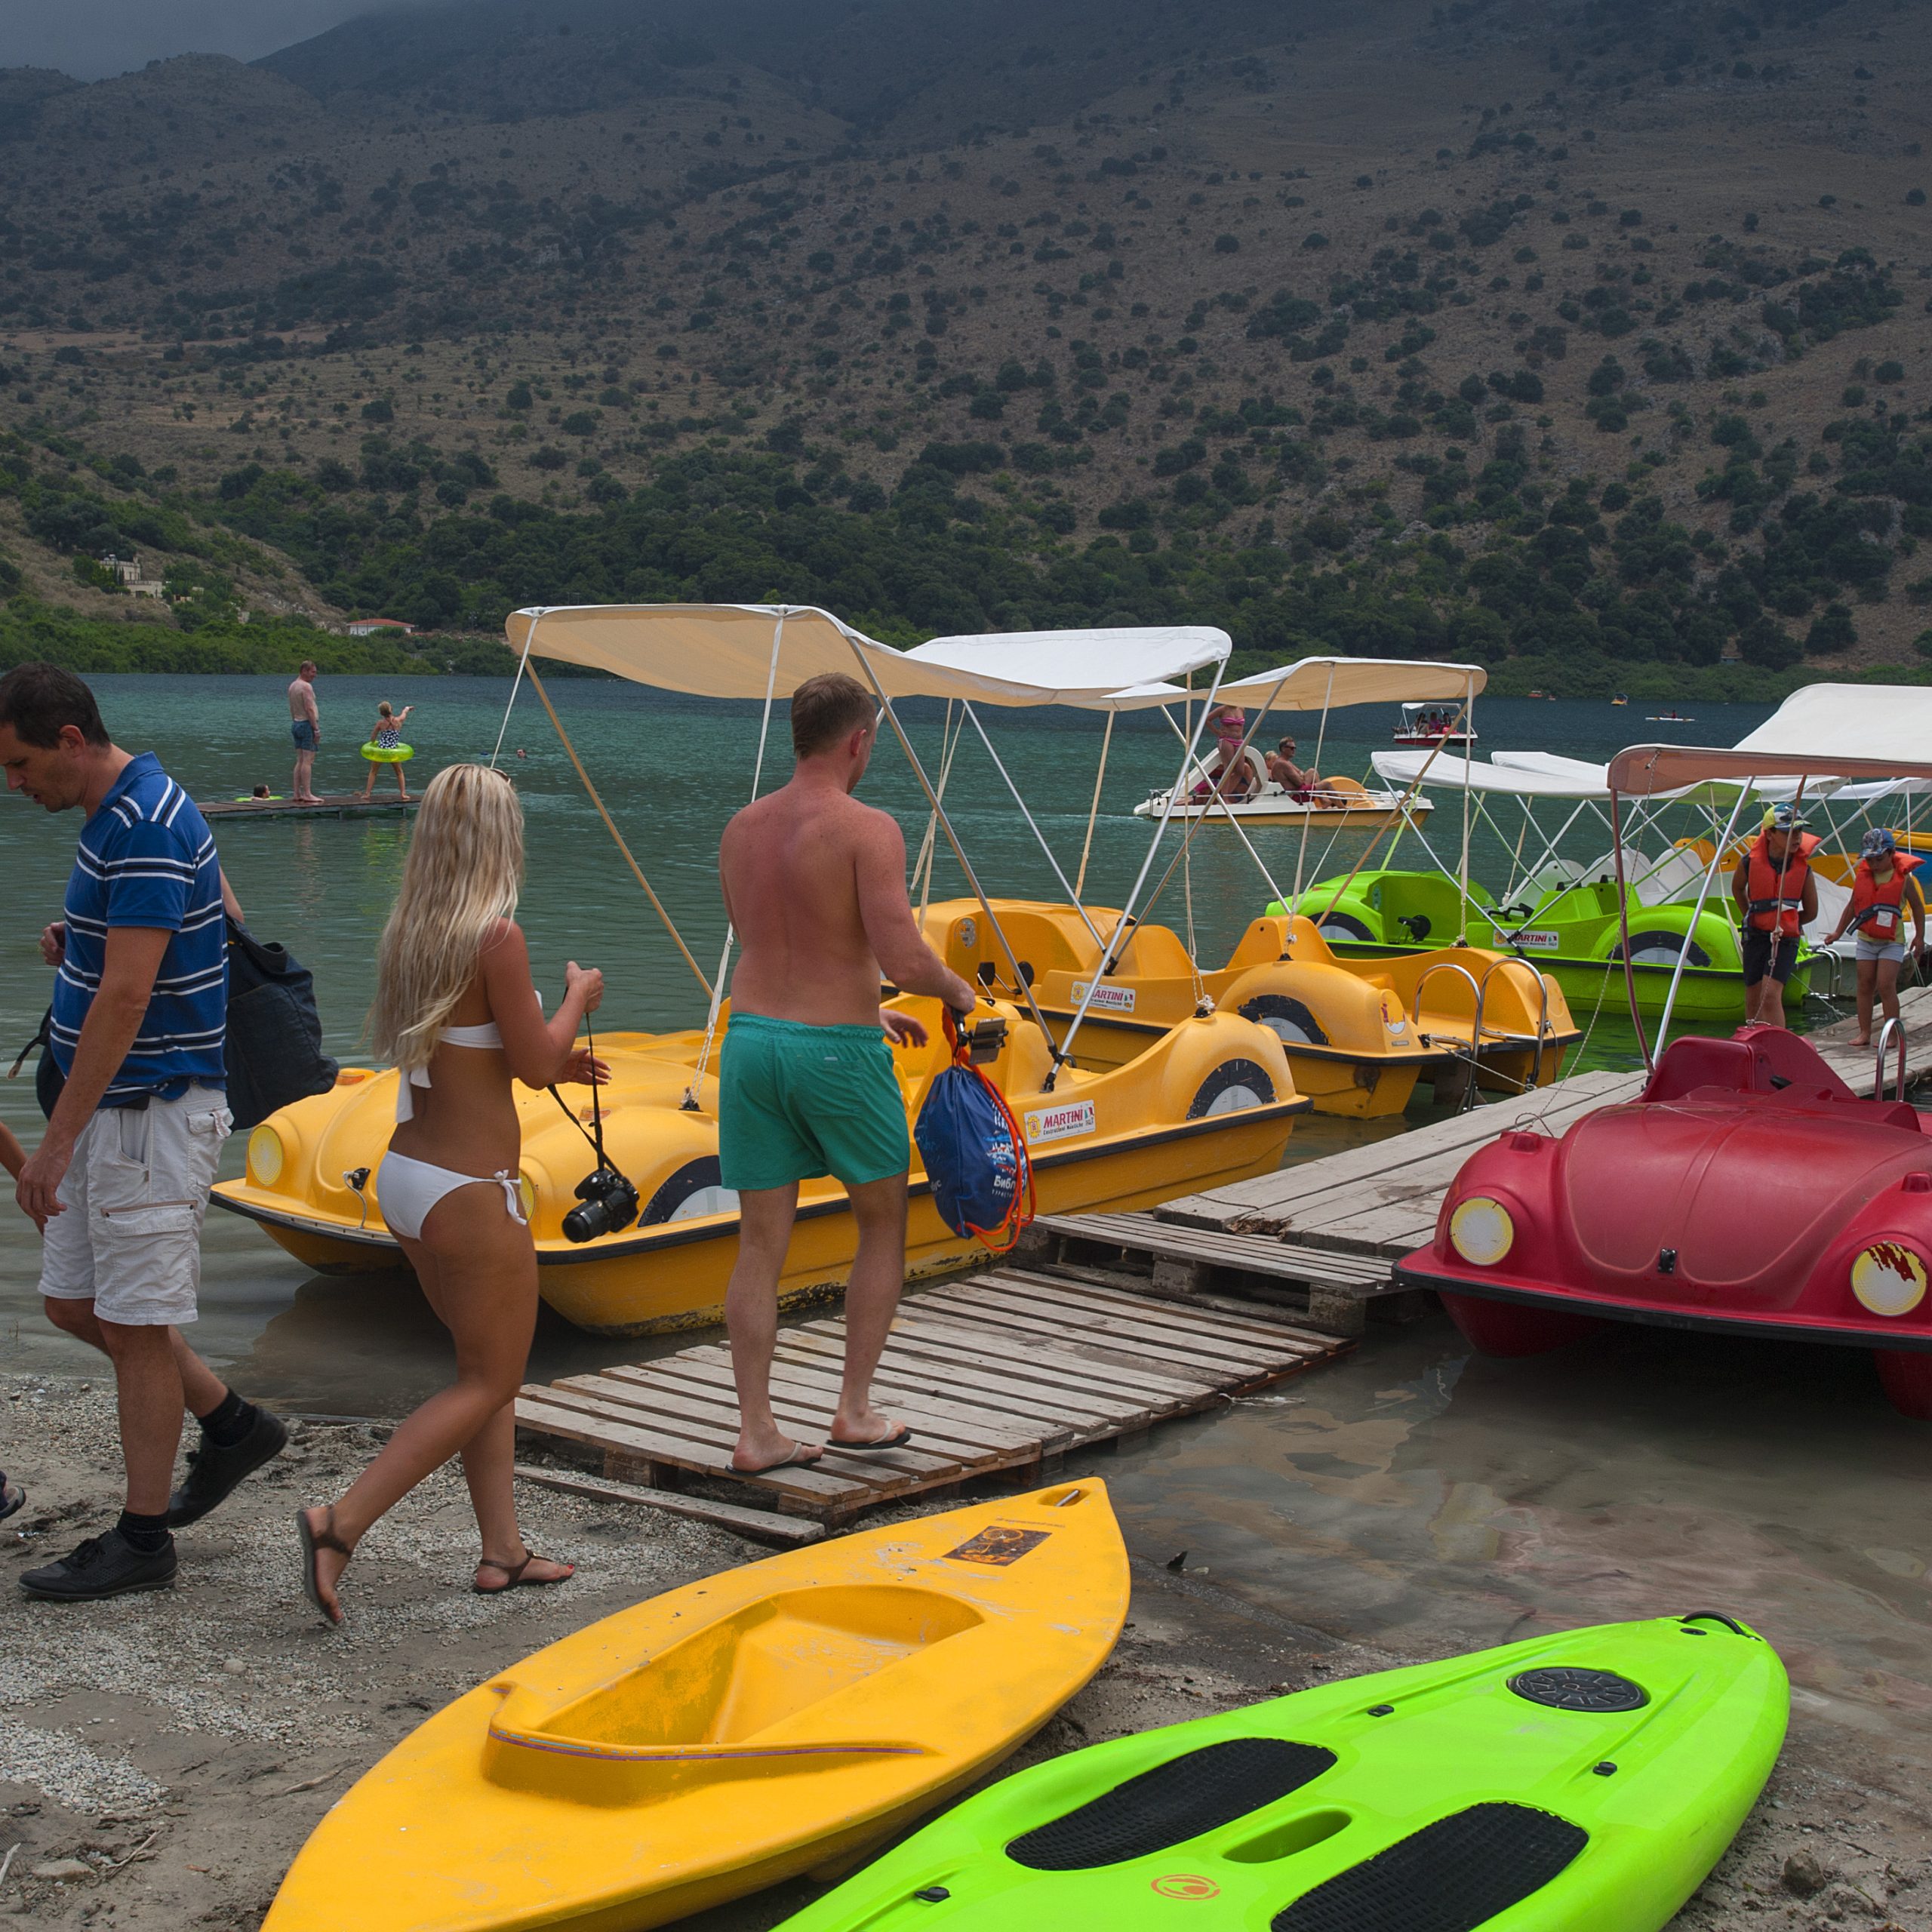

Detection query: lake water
xmin=0 ymin=675 xmax=1794 ymax=1399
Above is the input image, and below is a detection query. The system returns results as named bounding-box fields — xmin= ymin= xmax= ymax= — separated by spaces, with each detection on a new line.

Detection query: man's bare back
xmin=288 ymin=675 xmax=318 ymax=724
xmin=721 ymin=774 xmax=969 ymax=1026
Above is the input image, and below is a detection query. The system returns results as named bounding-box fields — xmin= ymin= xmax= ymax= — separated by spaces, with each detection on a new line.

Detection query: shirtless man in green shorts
xmin=718 ymin=672 xmax=978 ymax=1474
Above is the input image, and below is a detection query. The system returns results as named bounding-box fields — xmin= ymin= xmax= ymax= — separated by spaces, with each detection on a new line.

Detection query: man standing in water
xmin=1 ymin=663 xmax=286 ymax=1600
xmin=717 ymin=672 xmax=978 ymax=1474
xmin=288 ymin=661 xmax=321 ymax=805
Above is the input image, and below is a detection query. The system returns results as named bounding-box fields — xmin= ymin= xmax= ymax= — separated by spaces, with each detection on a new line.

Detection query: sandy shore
xmin=0 ymin=1373 xmax=1926 ymax=1930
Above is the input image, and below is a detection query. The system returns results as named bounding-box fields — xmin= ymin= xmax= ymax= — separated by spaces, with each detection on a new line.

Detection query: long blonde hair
xmin=371 ymin=763 xmax=524 ymax=1073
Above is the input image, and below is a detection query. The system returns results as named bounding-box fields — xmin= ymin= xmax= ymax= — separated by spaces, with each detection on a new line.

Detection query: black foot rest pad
xmin=1008 ymin=1738 xmax=1337 ymax=1872
xmin=1509 ymin=1666 xmax=1647 ymax=1712
xmin=1272 ymin=1802 xmax=1589 ymax=1932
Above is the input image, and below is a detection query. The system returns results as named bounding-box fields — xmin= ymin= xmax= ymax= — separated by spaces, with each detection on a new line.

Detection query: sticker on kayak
xmin=945 ymin=1526 xmax=1051 ymax=1567
xmin=1025 ymin=1100 xmax=1097 ymax=1144
xmin=1070 ymin=979 xmax=1137 ymax=1013
xmin=1151 ymin=1875 xmax=1220 ymax=1900
xmin=1514 ymin=929 xmax=1560 ymax=950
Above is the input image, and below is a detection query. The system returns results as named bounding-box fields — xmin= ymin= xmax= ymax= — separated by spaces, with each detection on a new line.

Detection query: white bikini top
xmin=395 ymin=994 xmax=541 ymax=1122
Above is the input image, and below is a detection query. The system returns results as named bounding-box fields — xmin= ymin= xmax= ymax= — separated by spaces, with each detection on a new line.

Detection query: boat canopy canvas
xmin=906 ymin=625 xmax=1230 ymax=700
xmin=1609 ymin=737 xmax=1932 ymax=796
xmin=1731 ymin=682 xmax=1932 ymax=768
xmin=504 ymin=603 xmax=1208 ymax=708
xmin=1068 ymin=655 xmax=1487 ymax=714
xmin=1372 ymin=749 xmax=1612 ymax=798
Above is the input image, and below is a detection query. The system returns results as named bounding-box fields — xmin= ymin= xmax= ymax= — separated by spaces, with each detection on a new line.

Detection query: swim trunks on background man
xmin=719 ymin=1014 xmax=908 ymax=1192
xmin=291 ymin=720 xmax=316 ymax=751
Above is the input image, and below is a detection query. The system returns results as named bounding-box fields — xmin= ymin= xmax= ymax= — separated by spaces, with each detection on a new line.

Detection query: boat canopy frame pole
xmin=491 ymin=609 xmax=538 ymax=771
xmin=1610 ymin=788 xmax=1653 ymax=1069
xmin=1054 ymin=661 xmax=1234 ymax=1081
xmin=683 ymin=611 xmax=789 ymax=1108
xmin=912 ymin=701 xmax=969 ymax=923
xmin=1073 ymin=709 xmax=1115 ymax=901
xmin=1654 ymin=783 xmax=1753 ymax=1046
xmin=1457 ymin=672 xmax=1477 ymax=945
xmin=960 ymin=704 xmax=1106 ymax=949
xmin=1291 ymin=663 xmax=1337 ymax=909
xmin=841 ymin=640 xmax=1065 ymax=1072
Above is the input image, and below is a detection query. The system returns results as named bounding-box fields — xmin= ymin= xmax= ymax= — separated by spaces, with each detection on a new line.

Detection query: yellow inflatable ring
xmin=361 ymin=742 xmax=414 ymax=764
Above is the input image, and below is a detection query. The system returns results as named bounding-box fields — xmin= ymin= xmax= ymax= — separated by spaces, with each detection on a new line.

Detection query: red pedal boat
xmin=1397 ymin=1026 xmax=1932 ymax=1420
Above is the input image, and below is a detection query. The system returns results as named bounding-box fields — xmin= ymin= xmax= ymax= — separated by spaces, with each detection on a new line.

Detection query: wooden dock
xmin=1029 ymin=988 xmax=1932 ymax=1318
xmin=200 ymin=793 xmax=420 ymax=823
xmin=515 ymin=1268 xmax=1349 ymax=1531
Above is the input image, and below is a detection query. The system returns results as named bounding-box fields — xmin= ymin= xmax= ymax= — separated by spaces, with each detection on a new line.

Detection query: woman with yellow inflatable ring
xmin=359 ymin=701 xmax=415 ymax=801
xmin=1824 ymin=825 xmax=1928 ymax=1048
xmin=1729 ymin=802 xmax=1820 ymax=1029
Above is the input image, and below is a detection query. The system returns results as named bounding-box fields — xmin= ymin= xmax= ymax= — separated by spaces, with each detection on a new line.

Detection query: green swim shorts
xmin=718 ymin=1013 xmax=909 ymax=1192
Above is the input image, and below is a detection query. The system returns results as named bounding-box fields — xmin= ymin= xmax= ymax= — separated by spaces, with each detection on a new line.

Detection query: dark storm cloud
xmin=0 ymin=1 xmax=414 ymax=82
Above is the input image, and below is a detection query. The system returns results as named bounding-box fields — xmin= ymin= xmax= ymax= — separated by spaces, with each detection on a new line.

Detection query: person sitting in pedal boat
xmin=1825 ymin=825 xmax=1927 ymax=1048
xmin=1730 ymin=801 xmax=1820 ymax=1030
xmin=1266 ymin=735 xmax=1333 ymax=801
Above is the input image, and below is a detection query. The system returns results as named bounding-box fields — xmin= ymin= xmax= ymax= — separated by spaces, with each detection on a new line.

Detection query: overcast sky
xmin=1 ymin=1 xmax=388 ymax=80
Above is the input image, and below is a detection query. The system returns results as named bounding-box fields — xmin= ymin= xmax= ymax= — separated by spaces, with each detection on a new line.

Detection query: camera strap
xmin=545 ymin=1010 xmax=608 ymax=1164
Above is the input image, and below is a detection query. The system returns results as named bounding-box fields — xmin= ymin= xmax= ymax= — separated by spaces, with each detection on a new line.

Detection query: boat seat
xmin=1006 ymin=1738 xmax=1335 ymax=1871
xmin=1272 ymin=1801 xmax=1589 ymax=1932
xmin=1641 ymin=1029 xmax=1858 ymax=1107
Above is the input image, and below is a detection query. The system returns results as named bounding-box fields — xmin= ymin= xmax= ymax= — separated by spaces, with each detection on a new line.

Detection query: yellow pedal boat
xmin=921 ymin=901 xmax=1579 ymax=1118
xmin=263 ymin=1480 xmax=1128 ymax=1932
xmin=211 ymin=995 xmax=1305 ymax=1334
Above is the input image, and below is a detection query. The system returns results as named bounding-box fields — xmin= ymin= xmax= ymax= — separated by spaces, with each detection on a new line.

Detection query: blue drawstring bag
xmin=915 ymin=1015 xmax=1035 ymax=1254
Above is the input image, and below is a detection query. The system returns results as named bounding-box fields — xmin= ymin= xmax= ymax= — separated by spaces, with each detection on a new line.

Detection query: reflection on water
xmin=1109 ymin=1313 xmax=1932 ymax=1762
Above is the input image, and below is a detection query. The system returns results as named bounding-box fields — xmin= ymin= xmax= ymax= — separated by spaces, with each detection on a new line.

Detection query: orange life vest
xmin=1745 ymin=832 xmax=1820 ymax=937
xmin=1847 ymin=851 xmax=1924 ymax=941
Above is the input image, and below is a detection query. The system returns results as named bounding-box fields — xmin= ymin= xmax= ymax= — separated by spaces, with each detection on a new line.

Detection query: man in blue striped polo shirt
xmin=2 ymin=663 xmax=286 ymax=1601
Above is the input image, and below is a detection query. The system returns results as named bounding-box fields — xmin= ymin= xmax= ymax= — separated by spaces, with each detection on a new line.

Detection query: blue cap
xmin=1862 ymin=826 xmax=1898 ymax=857
xmin=1765 ymin=802 xmax=1809 ymax=832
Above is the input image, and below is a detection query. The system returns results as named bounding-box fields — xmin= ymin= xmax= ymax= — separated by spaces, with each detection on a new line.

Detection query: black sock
xmin=196 ymin=1389 xmax=255 ymax=1448
xmin=116 ymin=1509 xmax=171 ymax=1554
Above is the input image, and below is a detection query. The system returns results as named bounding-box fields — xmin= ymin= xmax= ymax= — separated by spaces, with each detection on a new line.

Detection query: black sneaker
xmin=21 ymin=1529 xmax=177 ymax=1601
xmin=168 ymin=1407 xmax=290 ymax=1527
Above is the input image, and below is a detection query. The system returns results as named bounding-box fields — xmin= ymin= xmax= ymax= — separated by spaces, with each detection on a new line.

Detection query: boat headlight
xmin=1449 ymin=1195 xmax=1515 ymax=1267
xmin=248 ymin=1125 xmax=285 ymax=1189
xmin=1851 ymin=1243 xmax=1927 ymax=1318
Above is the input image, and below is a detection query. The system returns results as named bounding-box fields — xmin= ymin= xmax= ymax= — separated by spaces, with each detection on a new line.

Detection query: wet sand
xmin=2 ymin=1366 xmax=1927 ymax=1930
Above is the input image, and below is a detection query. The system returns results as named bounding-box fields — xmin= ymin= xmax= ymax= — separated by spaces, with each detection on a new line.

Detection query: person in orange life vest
xmin=1823 ymin=826 xmax=1927 ymax=1047
xmin=1729 ymin=802 xmax=1819 ymax=1028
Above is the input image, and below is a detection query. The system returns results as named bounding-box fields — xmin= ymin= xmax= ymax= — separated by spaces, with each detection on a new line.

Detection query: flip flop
xmin=732 ymin=1442 xmax=824 ymax=1475
xmin=474 ymin=1552 xmax=575 ymax=1595
xmin=296 ymin=1505 xmax=351 ymax=1627
xmin=827 ymin=1424 xmax=915 ymax=1453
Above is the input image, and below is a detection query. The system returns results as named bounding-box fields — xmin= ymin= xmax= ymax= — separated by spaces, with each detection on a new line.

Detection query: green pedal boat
xmin=774 ymin=1613 xmax=1787 ymax=1931
xmin=1279 ymin=868 xmax=1819 ymax=1022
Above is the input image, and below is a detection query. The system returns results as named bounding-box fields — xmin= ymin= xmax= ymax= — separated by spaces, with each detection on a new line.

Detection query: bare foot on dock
xmin=731 ymin=1432 xmax=825 ymax=1475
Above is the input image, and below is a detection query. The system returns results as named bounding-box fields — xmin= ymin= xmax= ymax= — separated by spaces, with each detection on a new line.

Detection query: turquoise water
xmin=0 ymin=675 xmax=1797 ymax=1406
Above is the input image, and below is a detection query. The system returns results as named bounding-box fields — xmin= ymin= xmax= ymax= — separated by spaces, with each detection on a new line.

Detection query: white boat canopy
xmin=1064 ymin=654 xmax=1487 ymax=714
xmin=504 ymin=603 xmax=1226 ymax=708
xmin=1373 ymin=749 xmax=1612 ymax=798
xmin=1611 ymin=740 xmax=1932 ymax=795
xmin=1731 ymin=682 xmax=1932 ymax=768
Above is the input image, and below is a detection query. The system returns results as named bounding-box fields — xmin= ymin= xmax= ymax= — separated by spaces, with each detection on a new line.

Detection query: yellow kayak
xmin=263 ymin=1481 xmax=1128 ymax=1932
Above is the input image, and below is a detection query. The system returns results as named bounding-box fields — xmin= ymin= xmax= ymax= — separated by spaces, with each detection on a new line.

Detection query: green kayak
xmin=774 ymin=1613 xmax=1786 ymax=1932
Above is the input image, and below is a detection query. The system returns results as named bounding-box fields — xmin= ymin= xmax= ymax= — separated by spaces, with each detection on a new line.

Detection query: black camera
xmin=561 ymin=1165 xmax=640 ymax=1244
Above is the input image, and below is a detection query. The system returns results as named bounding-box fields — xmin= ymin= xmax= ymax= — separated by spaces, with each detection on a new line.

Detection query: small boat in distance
xmin=1392 ymin=700 xmax=1477 ymax=747
xmin=1611 ymin=693 xmax=1629 ymax=706
xmin=1647 ymin=709 xmax=1695 ymax=722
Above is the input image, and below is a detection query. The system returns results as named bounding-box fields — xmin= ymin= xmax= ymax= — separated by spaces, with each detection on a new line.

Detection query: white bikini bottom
xmin=377 ymin=1150 xmax=528 ymax=1242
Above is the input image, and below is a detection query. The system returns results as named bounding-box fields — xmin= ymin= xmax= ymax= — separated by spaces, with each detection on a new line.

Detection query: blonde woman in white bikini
xmin=297 ymin=763 xmax=605 ymax=1623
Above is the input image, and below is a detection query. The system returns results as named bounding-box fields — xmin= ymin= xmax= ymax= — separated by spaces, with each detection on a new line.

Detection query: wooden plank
xmin=1028 ymin=1224 xmax=1392 ymax=1287
xmin=514 ymin=1395 xmax=858 ymax=1517
xmin=606 ymin=1358 xmax=1041 ymax=1461
xmin=552 ymin=1372 xmax=976 ymax=1477
xmin=921 ymin=1285 xmax=1303 ymax=1380
xmin=883 ymin=1306 xmax=1228 ymax=1404
xmin=780 ymin=1325 xmax=1120 ymax=1432
xmin=513 ymin=1463 xmax=825 ymax=1547
xmin=625 ymin=1350 xmax=1062 ymax=1454
xmin=974 ymin=1272 xmax=1335 ymax=1361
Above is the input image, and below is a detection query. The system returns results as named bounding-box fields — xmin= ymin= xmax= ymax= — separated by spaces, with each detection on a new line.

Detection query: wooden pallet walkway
xmin=1806 ymin=983 xmax=1932 ymax=1091
xmin=515 ymin=1269 xmax=1347 ymax=1527
xmin=200 ymin=793 xmax=421 ymax=823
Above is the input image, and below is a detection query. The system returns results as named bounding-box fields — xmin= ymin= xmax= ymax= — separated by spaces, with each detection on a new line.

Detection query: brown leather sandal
xmin=473 ymin=1550 xmax=575 ymax=1595
xmin=297 ymin=1505 xmax=352 ymax=1626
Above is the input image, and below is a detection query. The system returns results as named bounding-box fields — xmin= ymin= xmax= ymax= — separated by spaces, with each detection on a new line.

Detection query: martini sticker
xmin=944 ymin=1527 xmax=1051 ymax=1567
